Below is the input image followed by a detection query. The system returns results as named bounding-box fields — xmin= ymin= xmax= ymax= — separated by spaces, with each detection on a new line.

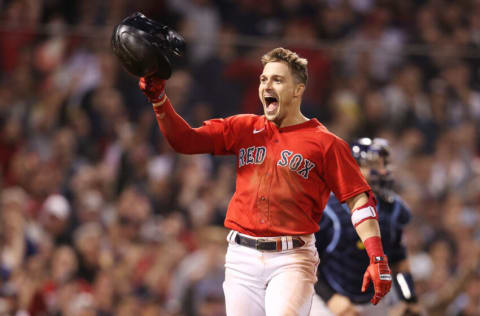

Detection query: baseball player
xmin=310 ymin=138 xmax=420 ymax=316
xmin=138 ymin=47 xmax=392 ymax=316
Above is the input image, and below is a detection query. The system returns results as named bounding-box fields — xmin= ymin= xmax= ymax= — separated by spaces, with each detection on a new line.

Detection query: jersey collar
xmin=272 ymin=118 xmax=320 ymax=133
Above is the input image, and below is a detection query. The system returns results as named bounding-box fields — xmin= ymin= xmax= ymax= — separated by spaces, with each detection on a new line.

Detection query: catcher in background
xmin=310 ymin=138 xmax=422 ymax=316
xmin=113 ymin=14 xmax=393 ymax=315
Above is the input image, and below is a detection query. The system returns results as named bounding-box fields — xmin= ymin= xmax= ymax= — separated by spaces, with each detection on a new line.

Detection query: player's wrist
xmin=152 ymin=93 xmax=167 ymax=107
xmin=139 ymin=76 xmax=167 ymax=104
xmin=363 ymin=236 xmax=385 ymax=259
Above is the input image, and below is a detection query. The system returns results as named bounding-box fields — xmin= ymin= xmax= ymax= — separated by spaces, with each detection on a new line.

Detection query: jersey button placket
xmin=267 ymin=131 xmax=281 ymax=226
xmin=256 ymin=125 xmax=271 ymax=225
xmin=258 ymin=195 xmax=268 ymax=224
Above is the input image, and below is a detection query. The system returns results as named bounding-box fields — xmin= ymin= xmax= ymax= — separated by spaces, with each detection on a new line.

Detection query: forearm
xmin=347 ymin=192 xmax=384 ymax=258
xmin=153 ymin=98 xmax=216 ymax=154
xmin=347 ymin=192 xmax=381 ymax=242
xmin=355 ymin=219 xmax=381 ymax=242
xmin=348 ymin=192 xmax=391 ymax=306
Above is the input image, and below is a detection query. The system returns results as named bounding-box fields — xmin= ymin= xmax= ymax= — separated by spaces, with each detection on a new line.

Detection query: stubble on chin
xmin=264 ymin=112 xmax=276 ymax=121
xmin=263 ymin=106 xmax=279 ymax=121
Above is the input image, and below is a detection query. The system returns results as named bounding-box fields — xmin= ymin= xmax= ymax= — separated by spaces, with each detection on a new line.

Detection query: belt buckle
xmin=256 ymin=238 xmax=282 ymax=252
xmin=255 ymin=238 xmax=266 ymax=250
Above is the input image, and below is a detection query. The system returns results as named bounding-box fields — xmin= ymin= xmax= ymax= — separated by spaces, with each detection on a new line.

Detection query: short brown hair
xmin=261 ymin=47 xmax=308 ymax=85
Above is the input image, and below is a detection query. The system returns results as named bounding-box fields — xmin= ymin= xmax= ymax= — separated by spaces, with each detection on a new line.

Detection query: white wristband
xmin=351 ymin=206 xmax=377 ymax=226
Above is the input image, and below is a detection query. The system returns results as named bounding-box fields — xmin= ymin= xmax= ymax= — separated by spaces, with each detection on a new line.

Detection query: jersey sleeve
xmin=153 ymin=99 xmax=236 ymax=155
xmin=201 ymin=117 xmax=237 ymax=155
xmin=322 ymin=137 xmax=371 ymax=203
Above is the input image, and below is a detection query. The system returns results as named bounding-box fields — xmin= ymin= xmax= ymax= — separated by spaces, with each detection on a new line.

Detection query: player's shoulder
xmin=310 ymin=122 xmax=350 ymax=151
xmin=218 ymin=114 xmax=264 ymax=133
xmin=228 ymin=113 xmax=260 ymax=121
xmin=225 ymin=114 xmax=263 ymax=126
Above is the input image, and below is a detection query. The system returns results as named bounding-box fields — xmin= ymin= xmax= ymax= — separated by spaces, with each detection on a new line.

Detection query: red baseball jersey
xmin=154 ymin=100 xmax=370 ymax=237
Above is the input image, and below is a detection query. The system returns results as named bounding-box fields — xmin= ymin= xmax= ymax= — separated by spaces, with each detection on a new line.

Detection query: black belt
xmin=234 ymin=234 xmax=305 ymax=251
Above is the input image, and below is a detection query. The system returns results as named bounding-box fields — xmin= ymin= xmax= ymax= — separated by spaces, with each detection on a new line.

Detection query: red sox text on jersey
xmin=238 ymin=147 xmax=316 ymax=180
xmin=153 ymin=100 xmax=370 ymax=237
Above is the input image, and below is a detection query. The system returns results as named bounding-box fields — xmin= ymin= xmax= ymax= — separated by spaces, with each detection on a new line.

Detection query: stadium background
xmin=0 ymin=0 xmax=479 ymax=315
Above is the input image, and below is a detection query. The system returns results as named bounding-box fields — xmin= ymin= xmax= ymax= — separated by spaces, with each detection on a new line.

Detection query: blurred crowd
xmin=0 ymin=0 xmax=480 ymax=315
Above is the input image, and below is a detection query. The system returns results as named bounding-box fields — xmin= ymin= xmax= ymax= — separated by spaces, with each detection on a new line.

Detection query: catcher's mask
xmin=111 ymin=12 xmax=185 ymax=78
xmin=351 ymin=138 xmax=394 ymax=200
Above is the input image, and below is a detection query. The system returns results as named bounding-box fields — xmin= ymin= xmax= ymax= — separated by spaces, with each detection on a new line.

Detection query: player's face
xmin=259 ymin=61 xmax=299 ymax=123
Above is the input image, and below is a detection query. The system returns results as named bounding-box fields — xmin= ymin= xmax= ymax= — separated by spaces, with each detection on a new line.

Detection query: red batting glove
xmin=361 ymin=255 xmax=392 ymax=305
xmin=139 ymin=76 xmax=166 ymax=104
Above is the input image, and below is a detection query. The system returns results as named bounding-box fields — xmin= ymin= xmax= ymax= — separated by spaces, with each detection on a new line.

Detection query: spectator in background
xmin=441 ymin=61 xmax=480 ymax=125
xmin=0 ymin=187 xmax=31 ymax=281
xmin=39 ymin=194 xmax=73 ymax=246
xmin=166 ymin=0 xmax=220 ymax=65
xmin=0 ymin=0 xmax=39 ymax=73
xmin=37 ymin=245 xmax=80 ymax=315
xmin=342 ymin=7 xmax=405 ymax=83
xmin=282 ymin=18 xmax=332 ymax=118
xmin=167 ymin=226 xmax=227 ymax=315
xmin=73 ymin=223 xmax=106 ymax=284
xmin=383 ymin=64 xmax=431 ymax=131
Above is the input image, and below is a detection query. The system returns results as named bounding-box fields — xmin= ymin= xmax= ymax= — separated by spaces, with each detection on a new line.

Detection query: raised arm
xmin=346 ymin=192 xmax=393 ymax=305
xmin=139 ymin=76 xmax=224 ymax=155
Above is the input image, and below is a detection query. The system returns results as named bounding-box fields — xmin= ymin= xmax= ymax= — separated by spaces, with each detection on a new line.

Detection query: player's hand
xmin=139 ymin=76 xmax=166 ymax=104
xmin=361 ymin=255 xmax=392 ymax=305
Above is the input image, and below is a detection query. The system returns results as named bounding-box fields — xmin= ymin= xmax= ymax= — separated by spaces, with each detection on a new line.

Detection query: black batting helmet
xmin=111 ymin=12 xmax=185 ymax=79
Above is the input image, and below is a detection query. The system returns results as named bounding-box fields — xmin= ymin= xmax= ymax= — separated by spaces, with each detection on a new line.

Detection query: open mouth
xmin=264 ymin=96 xmax=279 ymax=114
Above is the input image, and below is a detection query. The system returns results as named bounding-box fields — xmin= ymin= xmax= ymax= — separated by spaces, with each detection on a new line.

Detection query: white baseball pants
xmin=223 ymin=232 xmax=320 ymax=316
